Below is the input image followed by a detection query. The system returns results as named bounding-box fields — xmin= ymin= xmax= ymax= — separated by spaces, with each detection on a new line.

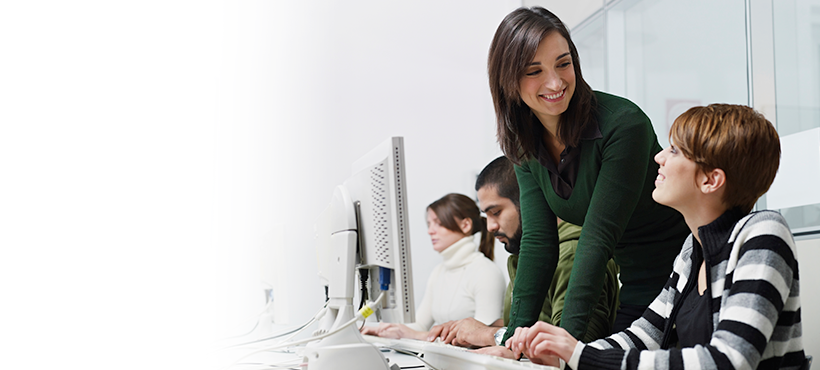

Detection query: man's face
xmin=477 ymin=185 xmax=522 ymax=254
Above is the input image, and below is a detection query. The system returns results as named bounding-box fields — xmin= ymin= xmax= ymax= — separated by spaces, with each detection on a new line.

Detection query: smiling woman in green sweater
xmin=488 ymin=7 xmax=689 ymax=344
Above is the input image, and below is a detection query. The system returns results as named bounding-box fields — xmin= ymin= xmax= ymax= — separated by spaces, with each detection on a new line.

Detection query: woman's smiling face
xmin=652 ymin=142 xmax=701 ymax=211
xmin=518 ymin=31 xmax=576 ymax=127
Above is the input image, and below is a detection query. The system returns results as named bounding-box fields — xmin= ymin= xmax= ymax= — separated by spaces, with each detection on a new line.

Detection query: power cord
xmin=220 ymin=299 xmax=274 ymax=341
xmin=225 ymin=292 xmax=385 ymax=369
xmin=358 ymin=268 xmax=370 ymax=331
xmin=387 ymin=347 xmax=440 ymax=370
xmin=230 ymin=357 xmax=303 ymax=370
xmin=358 ymin=268 xmax=370 ymax=310
xmin=223 ymin=302 xmax=328 ymax=350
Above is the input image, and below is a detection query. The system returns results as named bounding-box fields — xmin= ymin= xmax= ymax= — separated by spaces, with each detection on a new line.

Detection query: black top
xmin=674 ymin=242 xmax=713 ymax=347
xmin=535 ymin=121 xmax=602 ymax=200
xmin=675 ymin=284 xmax=712 ymax=347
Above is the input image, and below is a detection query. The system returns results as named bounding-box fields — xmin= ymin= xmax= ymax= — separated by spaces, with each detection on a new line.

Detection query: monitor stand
xmin=304 ymin=211 xmax=392 ymax=370
xmin=302 ymin=302 xmax=392 ymax=370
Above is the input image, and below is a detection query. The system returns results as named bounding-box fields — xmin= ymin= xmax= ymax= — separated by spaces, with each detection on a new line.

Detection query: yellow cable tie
xmin=359 ymin=305 xmax=375 ymax=318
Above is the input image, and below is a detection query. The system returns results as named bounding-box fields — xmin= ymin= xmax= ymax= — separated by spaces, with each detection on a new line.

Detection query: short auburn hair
xmin=670 ymin=104 xmax=780 ymax=213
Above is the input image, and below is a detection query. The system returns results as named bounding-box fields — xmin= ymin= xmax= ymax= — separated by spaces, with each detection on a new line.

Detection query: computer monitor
xmin=307 ymin=137 xmax=415 ymax=369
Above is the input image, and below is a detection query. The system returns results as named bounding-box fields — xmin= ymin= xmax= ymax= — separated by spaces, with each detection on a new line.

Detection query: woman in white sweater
xmin=362 ymin=193 xmax=506 ymax=340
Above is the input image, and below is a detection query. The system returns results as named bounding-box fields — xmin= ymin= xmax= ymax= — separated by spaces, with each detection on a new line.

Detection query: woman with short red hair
xmin=507 ymin=104 xmax=806 ymax=370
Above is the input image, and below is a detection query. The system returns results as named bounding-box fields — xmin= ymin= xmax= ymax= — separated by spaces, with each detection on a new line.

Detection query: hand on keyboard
xmin=507 ymin=322 xmax=575 ymax=367
xmin=360 ymin=323 xmax=426 ymax=341
xmin=472 ymin=345 xmax=516 ymax=359
xmin=428 ymin=317 xmax=497 ymax=347
xmin=423 ymin=340 xmax=560 ymax=369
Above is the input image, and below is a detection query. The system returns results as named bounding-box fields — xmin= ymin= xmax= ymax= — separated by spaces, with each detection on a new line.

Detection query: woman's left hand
xmin=361 ymin=323 xmax=425 ymax=340
xmin=506 ymin=321 xmax=577 ymax=365
xmin=471 ymin=345 xmax=516 ymax=359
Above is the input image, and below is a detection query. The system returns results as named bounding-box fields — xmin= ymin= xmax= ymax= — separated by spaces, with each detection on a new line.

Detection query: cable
xmin=387 ymin=347 xmax=440 ymax=370
xmin=231 ymin=357 xmax=304 ymax=370
xmin=223 ymin=302 xmax=328 ymax=350
xmin=358 ymin=268 xmax=370 ymax=331
xmin=225 ymin=292 xmax=385 ymax=369
xmin=227 ymin=316 xmax=354 ymax=366
xmin=276 ymin=305 xmax=327 ymax=344
xmin=220 ymin=299 xmax=274 ymax=341
xmin=358 ymin=268 xmax=370 ymax=310
xmin=227 ymin=318 xmax=311 ymax=348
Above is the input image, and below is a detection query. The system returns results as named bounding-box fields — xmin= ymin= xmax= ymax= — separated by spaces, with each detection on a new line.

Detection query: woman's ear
xmin=459 ymin=218 xmax=473 ymax=235
xmin=699 ymin=168 xmax=726 ymax=194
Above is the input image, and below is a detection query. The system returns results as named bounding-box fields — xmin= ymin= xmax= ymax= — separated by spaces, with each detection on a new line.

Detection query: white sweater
xmin=407 ymin=235 xmax=505 ymax=332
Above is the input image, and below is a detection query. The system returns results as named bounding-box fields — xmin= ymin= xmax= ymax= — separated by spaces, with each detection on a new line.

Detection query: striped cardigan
xmin=575 ymin=209 xmax=804 ymax=370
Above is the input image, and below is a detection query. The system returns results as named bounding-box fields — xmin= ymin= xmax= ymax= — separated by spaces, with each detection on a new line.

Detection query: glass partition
xmin=573 ymin=0 xmax=748 ymax=148
xmin=572 ymin=13 xmax=606 ymax=91
xmin=570 ymin=0 xmax=820 ymax=235
xmin=770 ymin=0 xmax=820 ymax=234
xmin=610 ymin=0 xmax=749 ymax=148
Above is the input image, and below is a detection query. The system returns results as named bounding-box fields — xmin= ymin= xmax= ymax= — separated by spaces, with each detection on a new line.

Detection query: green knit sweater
xmin=503 ymin=221 xmax=620 ymax=343
xmin=505 ymin=91 xmax=689 ymax=342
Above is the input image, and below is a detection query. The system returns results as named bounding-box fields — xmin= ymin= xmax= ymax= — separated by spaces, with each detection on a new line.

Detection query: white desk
xmin=216 ymin=342 xmax=424 ymax=369
xmin=217 ymin=331 xmax=557 ymax=370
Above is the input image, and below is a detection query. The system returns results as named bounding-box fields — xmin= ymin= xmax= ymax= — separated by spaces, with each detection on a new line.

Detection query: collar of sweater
xmin=696 ymin=207 xmax=746 ymax=260
xmin=439 ymin=235 xmax=480 ymax=269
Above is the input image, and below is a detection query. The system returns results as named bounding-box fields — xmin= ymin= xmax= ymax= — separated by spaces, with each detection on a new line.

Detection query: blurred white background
xmin=0 ymin=1 xmax=519 ymax=369
xmin=4 ymin=1 xmax=819 ymax=368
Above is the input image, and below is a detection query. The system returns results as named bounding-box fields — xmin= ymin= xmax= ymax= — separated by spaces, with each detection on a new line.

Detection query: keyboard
xmin=362 ymin=334 xmax=429 ymax=353
xmin=363 ymin=335 xmax=558 ymax=370
xmin=422 ymin=341 xmax=559 ymax=370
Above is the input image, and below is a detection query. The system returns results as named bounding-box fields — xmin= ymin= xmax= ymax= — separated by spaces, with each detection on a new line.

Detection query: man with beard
xmin=426 ymin=156 xmax=620 ymax=357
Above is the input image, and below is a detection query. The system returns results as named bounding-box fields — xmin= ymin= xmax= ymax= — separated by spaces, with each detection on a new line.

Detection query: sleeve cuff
xmin=568 ymin=341 xmax=585 ymax=370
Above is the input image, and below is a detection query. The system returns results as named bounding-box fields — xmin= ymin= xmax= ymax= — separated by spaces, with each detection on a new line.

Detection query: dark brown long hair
xmin=428 ymin=193 xmax=495 ymax=261
xmin=488 ymin=6 xmax=598 ymax=164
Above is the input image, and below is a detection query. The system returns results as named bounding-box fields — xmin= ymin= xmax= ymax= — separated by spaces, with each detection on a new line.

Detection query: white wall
xmin=524 ymin=0 xmax=606 ymax=28
xmin=796 ymin=238 xmax=820 ymax=361
xmin=1 ymin=1 xmax=520 ymax=369
xmin=2 ymin=2 xmax=224 ymax=369
xmin=214 ymin=0 xmax=521 ymax=340
xmin=7 ymin=2 xmax=812 ymax=369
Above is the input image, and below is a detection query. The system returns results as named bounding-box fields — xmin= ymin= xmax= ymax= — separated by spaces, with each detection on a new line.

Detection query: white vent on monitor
xmin=369 ymin=161 xmax=391 ymax=265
